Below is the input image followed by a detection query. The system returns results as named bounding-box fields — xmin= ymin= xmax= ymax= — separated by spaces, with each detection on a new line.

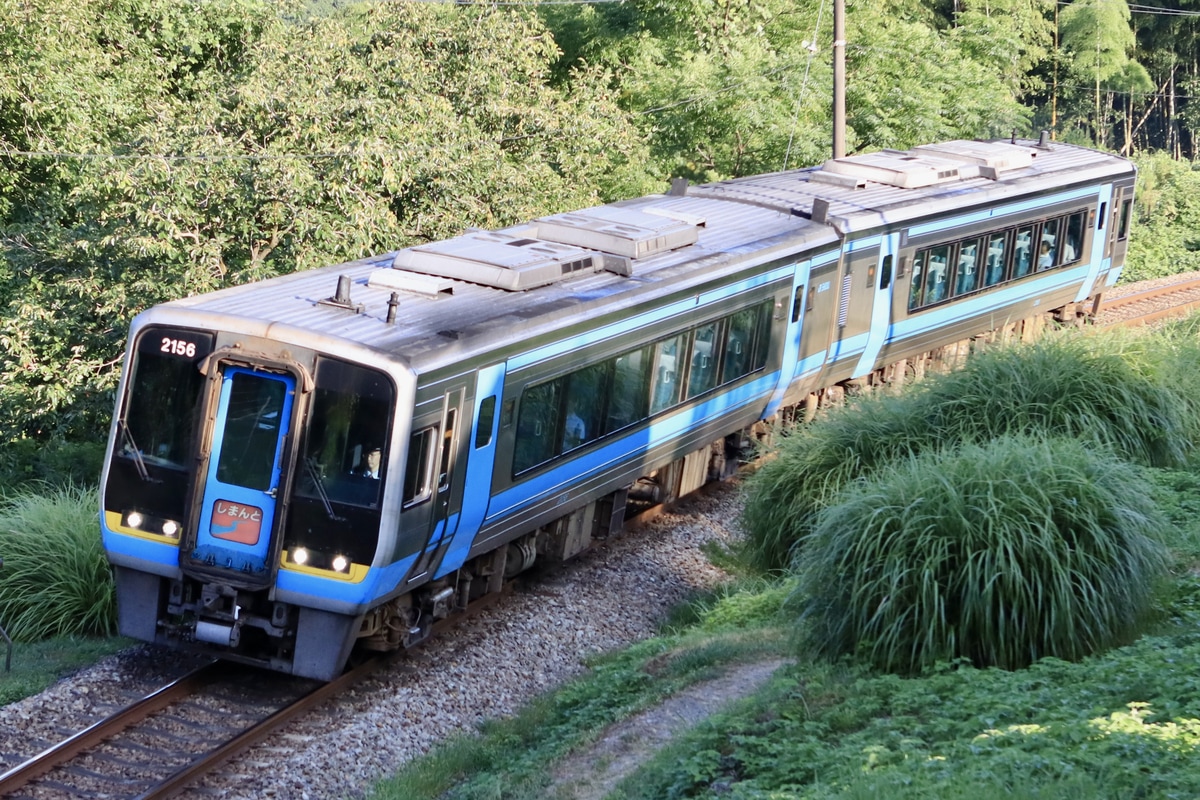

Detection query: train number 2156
xmin=161 ymin=337 xmax=197 ymax=358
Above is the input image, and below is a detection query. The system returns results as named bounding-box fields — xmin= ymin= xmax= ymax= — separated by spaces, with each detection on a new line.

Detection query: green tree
xmin=1057 ymin=0 xmax=1147 ymax=147
xmin=0 ymin=0 xmax=654 ymax=444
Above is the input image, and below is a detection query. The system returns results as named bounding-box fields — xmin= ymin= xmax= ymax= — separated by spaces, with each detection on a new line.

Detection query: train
xmin=100 ymin=135 xmax=1136 ymax=680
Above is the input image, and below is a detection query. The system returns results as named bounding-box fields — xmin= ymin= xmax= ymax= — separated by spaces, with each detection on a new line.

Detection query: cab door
xmin=188 ymin=367 xmax=295 ymax=585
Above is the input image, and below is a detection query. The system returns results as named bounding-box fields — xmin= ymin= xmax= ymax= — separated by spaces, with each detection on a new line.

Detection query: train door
xmin=853 ymin=232 xmax=898 ymax=377
xmin=764 ymin=261 xmax=811 ymax=417
xmin=436 ymin=363 xmax=505 ymax=578
xmin=188 ymin=367 xmax=295 ymax=586
xmin=795 ymin=255 xmax=841 ymax=393
xmin=405 ymin=385 xmax=468 ymax=581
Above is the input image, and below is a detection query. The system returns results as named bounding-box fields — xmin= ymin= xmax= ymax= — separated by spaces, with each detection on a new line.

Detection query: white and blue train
xmin=101 ymin=137 xmax=1136 ymax=679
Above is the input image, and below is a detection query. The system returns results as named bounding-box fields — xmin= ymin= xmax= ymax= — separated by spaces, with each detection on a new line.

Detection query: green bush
xmin=0 ymin=485 xmax=115 ymax=641
xmin=741 ymin=333 xmax=1189 ymax=573
xmin=793 ymin=435 xmax=1169 ymax=673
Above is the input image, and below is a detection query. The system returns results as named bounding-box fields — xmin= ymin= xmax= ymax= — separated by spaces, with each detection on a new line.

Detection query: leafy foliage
xmin=740 ymin=333 xmax=1190 ymax=573
xmin=0 ymin=0 xmax=657 ymax=444
xmin=625 ymin=632 xmax=1200 ymax=799
xmin=793 ymin=434 xmax=1169 ymax=673
xmin=0 ymin=485 xmax=114 ymax=641
xmin=1124 ymin=153 xmax=1200 ymax=282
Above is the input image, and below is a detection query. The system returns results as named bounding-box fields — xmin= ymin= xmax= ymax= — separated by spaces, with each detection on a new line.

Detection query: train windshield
xmin=104 ymin=326 xmax=214 ymax=522
xmin=284 ymin=357 xmax=394 ymax=570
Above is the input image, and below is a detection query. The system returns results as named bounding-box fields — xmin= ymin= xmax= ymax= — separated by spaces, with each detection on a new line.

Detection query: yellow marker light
xmin=331 ymin=555 xmax=349 ymax=573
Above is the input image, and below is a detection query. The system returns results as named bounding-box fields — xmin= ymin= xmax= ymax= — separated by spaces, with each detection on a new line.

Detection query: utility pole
xmin=833 ymin=0 xmax=846 ymax=158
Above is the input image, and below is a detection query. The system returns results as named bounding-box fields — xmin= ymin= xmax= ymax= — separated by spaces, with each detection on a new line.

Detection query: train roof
xmin=157 ymin=138 xmax=1133 ymax=374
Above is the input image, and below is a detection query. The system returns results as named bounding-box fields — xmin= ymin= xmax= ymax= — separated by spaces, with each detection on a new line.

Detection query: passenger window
xmin=1013 ymin=225 xmax=1035 ymax=278
xmin=922 ymin=244 xmax=951 ymax=305
xmin=562 ymin=362 xmax=609 ymax=453
xmin=605 ymin=345 xmax=651 ymax=434
xmin=686 ymin=322 xmax=720 ymax=399
xmin=723 ymin=306 xmax=757 ymax=382
xmin=474 ymin=396 xmax=496 ymax=449
xmin=909 ymin=250 xmax=927 ymax=311
xmin=650 ymin=334 xmax=686 ymax=414
xmin=954 ymin=239 xmax=980 ymax=296
xmin=1039 ymin=218 xmax=1061 ymax=270
xmin=514 ymin=378 xmax=562 ymax=473
xmin=402 ymin=427 xmax=436 ymax=506
xmin=1063 ymin=213 xmax=1085 ymax=264
xmin=984 ymin=232 xmax=1007 ymax=287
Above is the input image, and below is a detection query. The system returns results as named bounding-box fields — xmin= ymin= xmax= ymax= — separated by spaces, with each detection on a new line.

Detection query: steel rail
xmin=138 ymin=588 xmax=510 ymax=799
xmin=0 ymin=660 xmax=223 ymax=796
xmin=1097 ymin=274 xmax=1200 ymax=326
xmin=137 ymin=655 xmax=388 ymax=799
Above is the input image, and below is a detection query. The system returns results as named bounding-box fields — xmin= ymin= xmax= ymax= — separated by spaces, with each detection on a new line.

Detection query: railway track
xmin=0 ymin=659 xmax=331 ymax=799
xmin=0 ymin=586 xmax=510 ymax=800
xmin=1095 ymin=273 xmax=1200 ymax=327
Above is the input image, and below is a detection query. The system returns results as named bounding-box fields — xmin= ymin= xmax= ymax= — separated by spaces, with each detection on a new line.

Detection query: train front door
xmin=188 ymin=366 xmax=295 ymax=586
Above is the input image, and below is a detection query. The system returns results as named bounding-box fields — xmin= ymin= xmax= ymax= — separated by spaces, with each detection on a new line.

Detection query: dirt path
xmin=546 ymin=659 xmax=787 ymax=800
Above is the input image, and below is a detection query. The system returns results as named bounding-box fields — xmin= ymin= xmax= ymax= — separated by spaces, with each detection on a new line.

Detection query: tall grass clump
xmin=741 ymin=333 xmax=1189 ymax=573
xmin=792 ymin=435 xmax=1169 ymax=673
xmin=0 ymin=485 xmax=115 ymax=640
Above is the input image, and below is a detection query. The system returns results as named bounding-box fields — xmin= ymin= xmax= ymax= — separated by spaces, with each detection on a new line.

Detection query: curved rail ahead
xmin=1096 ymin=274 xmax=1200 ymax=327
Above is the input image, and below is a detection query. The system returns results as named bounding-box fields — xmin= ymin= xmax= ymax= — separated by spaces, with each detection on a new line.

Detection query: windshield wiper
xmin=304 ymin=457 xmax=343 ymax=522
xmin=118 ymin=420 xmax=152 ymax=483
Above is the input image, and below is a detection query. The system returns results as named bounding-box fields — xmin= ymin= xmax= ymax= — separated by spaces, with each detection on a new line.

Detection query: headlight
xmin=292 ymin=547 xmax=309 ymax=566
xmin=126 ymin=512 xmax=144 ymax=529
xmin=331 ymin=554 xmax=349 ymax=573
xmin=161 ymin=520 xmax=180 ymax=537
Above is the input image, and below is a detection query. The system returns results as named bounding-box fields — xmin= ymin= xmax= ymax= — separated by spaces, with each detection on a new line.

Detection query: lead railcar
xmin=102 ymin=137 xmax=1136 ymax=680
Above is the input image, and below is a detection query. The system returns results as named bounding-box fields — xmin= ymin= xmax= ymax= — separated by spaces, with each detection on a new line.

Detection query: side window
xmin=1039 ymin=218 xmax=1061 ymax=270
xmin=686 ymin=322 xmax=720 ymax=399
xmin=1013 ymin=225 xmax=1035 ymax=278
xmin=909 ymin=249 xmax=927 ymax=311
xmin=1118 ymin=199 xmax=1133 ymax=241
xmin=474 ymin=396 xmax=496 ymax=449
xmin=722 ymin=306 xmax=758 ymax=382
xmin=437 ymin=402 xmax=457 ymax=490
xmin=748 ymin=299 xmax=773 ymax=372
xmin=984 ymin=232 xmax=1008 ymax=287
xmin=514 ymin=378 xmax=563 ymax=474
xmin=562 ymin=362 xmax=610 ymax=453
xmin=605 ymin=345 xmax=651 ymax=434
xmin=650 ymin=334 xmax=686 ymax=414
xmin=923 ymin=244 xmax=951 ymax=305
xmin=1063 ymin=212 xmax=1085 ymax=264
xmin=402 ymin=427 xmax=436 ymax=507
xmin=954 ymin=239 xmax=980 ymax=296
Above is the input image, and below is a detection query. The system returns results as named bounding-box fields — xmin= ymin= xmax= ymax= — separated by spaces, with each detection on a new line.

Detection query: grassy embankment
xmin=370 ymin=321 xmax=1200 ymax=800
xmin=5 ymin=321 xmax=1200 ymax=798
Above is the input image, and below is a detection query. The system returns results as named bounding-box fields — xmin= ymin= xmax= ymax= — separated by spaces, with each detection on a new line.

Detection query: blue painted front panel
xmin=193 ymin=368 xmax=294 ymax=575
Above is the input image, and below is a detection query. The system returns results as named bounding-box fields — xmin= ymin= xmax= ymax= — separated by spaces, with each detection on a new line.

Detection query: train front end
xmin=100 ymin=310 xmax=413 ymax=680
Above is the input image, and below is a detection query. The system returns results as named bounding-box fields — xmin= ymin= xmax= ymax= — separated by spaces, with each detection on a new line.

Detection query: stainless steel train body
xmin=100 ymin=138 xmax=1136 ymax=680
